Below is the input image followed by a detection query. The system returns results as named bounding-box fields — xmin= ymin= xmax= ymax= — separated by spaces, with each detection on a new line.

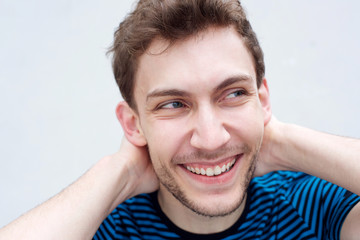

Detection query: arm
xmin=257 ymin=117 xmax=360 ymax=239
xmin=0 ymin=138 xmax=158 ymax=240
xmin=257 ymin=117 xmax=360 ymax=195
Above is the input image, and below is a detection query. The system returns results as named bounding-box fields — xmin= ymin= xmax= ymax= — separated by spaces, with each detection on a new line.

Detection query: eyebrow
xmin=214 ymin=74 xmax=254 ymax=92
xmin=146 ymin=89 xmax=191 ymax=102
xmin=146 ymin=74 xmax=254 ymax=102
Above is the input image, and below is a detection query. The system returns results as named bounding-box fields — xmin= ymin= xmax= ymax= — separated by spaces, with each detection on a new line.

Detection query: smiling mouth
xmin=183 ymin=155 xmax=239 ymax=177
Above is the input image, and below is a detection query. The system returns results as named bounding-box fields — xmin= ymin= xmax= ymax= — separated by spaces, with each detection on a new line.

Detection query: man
xmin=0 ymin=0 xmax=359 ymax=239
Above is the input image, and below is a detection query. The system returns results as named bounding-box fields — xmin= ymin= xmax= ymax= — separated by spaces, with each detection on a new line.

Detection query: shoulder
xmin=248 ymin=171 xmax=360 ymax=239
xmin=111 ymin=192 xmax=159 ymax=223
xmin=94 ymin=192 xmax=181 ymax=240
xmin=250 ymin=170 xmax=357 ymax=204
xmin=94 ymin=193 xmax=160 ymax=239
xmin=251 ymin=170 xmax=307 ymax=186
xmin=250 ymin=171 xmax=309 ymax=197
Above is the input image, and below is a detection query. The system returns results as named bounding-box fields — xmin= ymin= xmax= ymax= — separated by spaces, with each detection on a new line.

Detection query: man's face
xmin=134 ymin=26 xmax=268 ymax=217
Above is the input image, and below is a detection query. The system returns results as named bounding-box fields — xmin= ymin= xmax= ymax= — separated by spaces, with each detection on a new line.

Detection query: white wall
xmin=1 ymin=0 xmax=359 ymax=227
xmin=244 ymin=1 xmax=360 ymax=135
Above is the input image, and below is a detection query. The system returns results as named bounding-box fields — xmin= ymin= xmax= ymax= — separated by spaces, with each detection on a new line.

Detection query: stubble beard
xmin=152 ymin=145 xmax=259 ymax=218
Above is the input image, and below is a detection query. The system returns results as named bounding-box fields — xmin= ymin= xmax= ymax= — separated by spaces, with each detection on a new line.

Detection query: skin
xmin=0 ymin=26 xmax=358 ymax=240
xmin=258 ymin=119 xmax=360 ymax=239
xmin=122 ymin=26 xmax=271 ymax=233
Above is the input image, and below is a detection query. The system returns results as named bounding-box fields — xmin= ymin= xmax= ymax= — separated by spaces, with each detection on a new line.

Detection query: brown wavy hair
xmin=109 ymin=0 xmax=264 ymax=110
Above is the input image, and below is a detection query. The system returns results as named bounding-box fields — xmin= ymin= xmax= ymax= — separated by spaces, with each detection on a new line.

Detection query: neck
xmin=157 ymin=186 xmax=246 ymax=234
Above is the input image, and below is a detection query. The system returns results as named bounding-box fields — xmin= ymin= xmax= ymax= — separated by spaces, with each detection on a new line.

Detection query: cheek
xmin=226 ymin=105 xmax=264 ymax=140
xmin=145 ymin=120 xmax=185 ymax=148
xmin=142 ymin=120 xmax=187 ymax=165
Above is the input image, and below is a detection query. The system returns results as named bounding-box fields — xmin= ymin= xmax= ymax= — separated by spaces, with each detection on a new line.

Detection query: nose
xmin=190 ymin=105 xmax=231 ymax=151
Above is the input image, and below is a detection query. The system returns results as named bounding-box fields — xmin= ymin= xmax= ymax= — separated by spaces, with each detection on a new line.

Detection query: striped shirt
xmin=93 ymin=171 xmax=360 ymax=239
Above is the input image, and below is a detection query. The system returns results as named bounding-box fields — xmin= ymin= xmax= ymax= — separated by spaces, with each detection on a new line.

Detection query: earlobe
xmin=259 ymin=78 xmax=272 ymax=126
xmin=116 ymin=101 xmax=147 ymax=147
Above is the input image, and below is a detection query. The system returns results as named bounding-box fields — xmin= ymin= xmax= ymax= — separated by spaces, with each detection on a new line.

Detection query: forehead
xmin=134 ymin=26 xmax=256 ymax=97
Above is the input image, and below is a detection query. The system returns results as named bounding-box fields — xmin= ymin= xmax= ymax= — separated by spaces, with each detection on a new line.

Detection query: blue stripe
xmin=93 ymin=171 xmax=360 ymax=240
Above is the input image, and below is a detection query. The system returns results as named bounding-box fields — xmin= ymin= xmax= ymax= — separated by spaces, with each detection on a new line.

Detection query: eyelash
xmin=156 ymin=89 xmax=247 ymax=110
xmin=223 ymin=89 xmax=247 ymax=100
xmin=159 ymin=101 xmax=186 ymax=109
xmin=154 ymin=99 xmax=189 ymax=110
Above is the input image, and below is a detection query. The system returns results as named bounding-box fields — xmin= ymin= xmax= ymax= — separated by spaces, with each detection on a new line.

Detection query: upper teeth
xmin=185 ymin=158 xmax=236 ymax=177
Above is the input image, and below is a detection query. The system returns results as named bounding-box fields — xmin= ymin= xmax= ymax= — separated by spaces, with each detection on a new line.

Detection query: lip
xmin=182 ymin=155 xmax=236 ymax=169
xmin=179 ymin=154 xmax=243 ymax=186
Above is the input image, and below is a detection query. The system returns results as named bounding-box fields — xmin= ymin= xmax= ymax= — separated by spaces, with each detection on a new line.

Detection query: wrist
xmin=92 ymin=155 xmax=136 ymax=215
xmin=265 ymin=120 xmax=295 ymax=172
xmin=273 ymin=122 xmax=313 ymax=173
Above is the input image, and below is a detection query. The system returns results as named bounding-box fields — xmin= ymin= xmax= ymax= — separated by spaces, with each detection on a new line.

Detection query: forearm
xmin=0 ymin=156 xmax=134 ymax=240
xmin=273 ymin=122 xmax=360 ymax=195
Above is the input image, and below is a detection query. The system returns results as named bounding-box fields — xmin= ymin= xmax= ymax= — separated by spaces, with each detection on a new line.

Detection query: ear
xmin=258 ymin=78 xmax=272 ymax=126
xmin=115 ymin=101 xmax=147 ymax=147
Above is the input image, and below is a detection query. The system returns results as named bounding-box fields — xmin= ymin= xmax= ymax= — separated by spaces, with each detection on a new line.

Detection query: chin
xmin=160 ymin=168 xmax=251 ymax=218
xmin=186 ymin=188 xmax=247 ymax=217
xmin=155 ymin=145 xmax=259 ymax=218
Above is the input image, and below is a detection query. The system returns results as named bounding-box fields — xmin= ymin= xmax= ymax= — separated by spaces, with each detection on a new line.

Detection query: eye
xmin=160 ymin=101 xmax=185 ymax=109
xmin=225 ymin=90 xmax=246 ymax=99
